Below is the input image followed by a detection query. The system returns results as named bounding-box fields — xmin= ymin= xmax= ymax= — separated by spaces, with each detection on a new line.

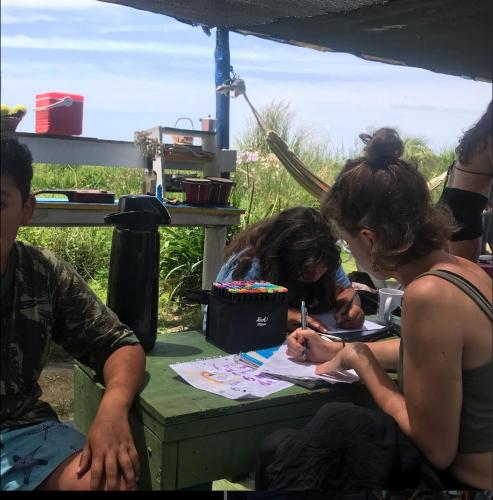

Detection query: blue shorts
xmin=0 ymin=420 xmax=86 ymax=491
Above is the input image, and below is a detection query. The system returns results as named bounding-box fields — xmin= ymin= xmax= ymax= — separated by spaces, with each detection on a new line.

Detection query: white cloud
xmin=1 ymin=34 xmax=213 ymax=58
xmin=0 ymin=34 xmax=303 ymax=64
xmin=2 ymin=13 xmax=57 ymax=23
xmin=98 ymin=23 xmax=193 ymax=35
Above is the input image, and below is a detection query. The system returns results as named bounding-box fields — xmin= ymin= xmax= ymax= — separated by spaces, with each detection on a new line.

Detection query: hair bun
xmin=360 ymin=128 xmax=404 ymax=169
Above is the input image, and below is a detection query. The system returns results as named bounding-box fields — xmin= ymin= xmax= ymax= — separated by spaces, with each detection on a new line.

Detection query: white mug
xmin=378 ymin=288 xmax=404 ymax=323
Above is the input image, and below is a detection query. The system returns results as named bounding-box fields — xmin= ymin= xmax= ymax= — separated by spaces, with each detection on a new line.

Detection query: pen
xmin=301 ymin=300 xmax=308 ymax=361
xmin=337 ymin=292 xmax=357 ymax=326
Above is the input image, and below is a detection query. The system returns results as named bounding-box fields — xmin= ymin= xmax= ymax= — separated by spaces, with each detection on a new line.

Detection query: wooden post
xmin=202 ymin=226 xmax=227 ymax=289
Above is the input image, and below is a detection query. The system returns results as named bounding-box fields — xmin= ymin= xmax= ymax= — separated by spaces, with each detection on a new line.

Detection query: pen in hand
xmin=301 ymin=300 xmax=308 ymax=361
xmin=336 ymin=292 xmax=357 ymax=326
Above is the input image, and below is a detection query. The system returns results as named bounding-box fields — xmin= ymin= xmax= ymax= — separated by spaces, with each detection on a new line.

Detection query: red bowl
xmin=206 ymin=177 xmax=236 ymax=205
xmin=181 ymin=178 xmax=213 ymax=204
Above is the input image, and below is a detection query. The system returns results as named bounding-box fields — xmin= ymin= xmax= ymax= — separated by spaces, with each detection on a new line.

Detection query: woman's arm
xmin=288 ymin=327 xmax=400 ymax=370
xmin=364 ymin=338 xmax=401 ymax=371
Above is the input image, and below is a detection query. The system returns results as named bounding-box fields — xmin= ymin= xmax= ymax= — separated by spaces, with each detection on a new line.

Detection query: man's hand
xmin=77 ymin=410 xmax=139 ymax=490
xmin=77 ymin=344 xmax=145 ymax=490
xmin=287 ymin=307 xmax=330 ymax=333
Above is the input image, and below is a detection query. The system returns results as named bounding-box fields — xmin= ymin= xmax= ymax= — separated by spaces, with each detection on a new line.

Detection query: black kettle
xmin=105 ymin=195 xmax=171 ymax=352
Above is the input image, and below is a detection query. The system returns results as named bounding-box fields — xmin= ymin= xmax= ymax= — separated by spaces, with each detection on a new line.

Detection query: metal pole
xmin=214 ymin=27 xmax=230 ymax=178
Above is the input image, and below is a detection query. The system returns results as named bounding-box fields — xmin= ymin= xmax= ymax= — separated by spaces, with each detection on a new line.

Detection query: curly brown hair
xmin=223 ymin=207 xmax=342 ymax=310
xmin=456 ymin=101 xmax=492 ymax=165
xmin=321 ymin=128 xmax=455 ymax=271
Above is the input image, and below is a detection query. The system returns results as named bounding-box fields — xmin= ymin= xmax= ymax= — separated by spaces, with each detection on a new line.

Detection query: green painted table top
xmin=77 ymin=330 xmax=375 ymax=441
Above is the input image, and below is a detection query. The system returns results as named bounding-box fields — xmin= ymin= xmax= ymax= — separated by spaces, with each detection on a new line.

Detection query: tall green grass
xmin=18 ymin=102 xmax=453 ymax=331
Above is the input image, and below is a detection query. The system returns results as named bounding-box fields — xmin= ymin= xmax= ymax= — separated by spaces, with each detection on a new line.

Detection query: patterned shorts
xmin=0 ymin=420 xmax=86 ymax=491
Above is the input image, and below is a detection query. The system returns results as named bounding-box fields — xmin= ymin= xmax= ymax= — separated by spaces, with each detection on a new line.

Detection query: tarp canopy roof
xmin=99 ymin=0 xmax=492 ymax=81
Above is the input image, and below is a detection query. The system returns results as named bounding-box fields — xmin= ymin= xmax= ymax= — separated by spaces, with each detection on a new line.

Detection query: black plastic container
xmin=206 ymin=290 xmax=288 ymax=353
xmin=105 ymin=195 xmax=170 ymax=352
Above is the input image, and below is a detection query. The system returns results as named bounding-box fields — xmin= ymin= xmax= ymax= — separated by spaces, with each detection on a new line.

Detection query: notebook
xmin=255 ymin=342 xmax=359 ymax=389
xmin=312 ymin=312 xmax=393 ymax=341
xmin=236 ymin=345 xmax=280 ymax=369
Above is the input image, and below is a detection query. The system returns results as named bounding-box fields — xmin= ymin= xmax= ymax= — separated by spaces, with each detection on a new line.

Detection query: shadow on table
xmin=146 ymin=341 xmax=203 ymax=358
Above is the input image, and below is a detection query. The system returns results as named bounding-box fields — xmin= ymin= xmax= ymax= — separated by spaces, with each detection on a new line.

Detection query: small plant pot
xmin=1 ymin=116 xmax=21 ymax=137
xmin=181 ymin=178 xmax=213 ymax=204
xmin=206 ymin=177 xmax=236 ymax=205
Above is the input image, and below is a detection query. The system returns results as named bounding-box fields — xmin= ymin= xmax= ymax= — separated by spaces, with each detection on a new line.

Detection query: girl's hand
xmin=287 ymin=328 xmax=343 ymax=363
xmin=335 ymin=302 xmax=365 ymax=329
xmin=287 ymin=308 xmax=330 ymax=333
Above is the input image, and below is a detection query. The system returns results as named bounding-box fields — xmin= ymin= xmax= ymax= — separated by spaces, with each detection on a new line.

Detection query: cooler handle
xmin=34 ymin=96 xmax=74 ymax=111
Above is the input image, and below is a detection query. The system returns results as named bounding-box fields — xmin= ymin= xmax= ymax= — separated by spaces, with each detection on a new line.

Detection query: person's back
xmin=397 ymin=254 xmax=492 ymax=486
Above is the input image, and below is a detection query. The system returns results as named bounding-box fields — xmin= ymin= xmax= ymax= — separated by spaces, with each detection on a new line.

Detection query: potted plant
xmin=1 ymin=104 xmax=27 ymax=137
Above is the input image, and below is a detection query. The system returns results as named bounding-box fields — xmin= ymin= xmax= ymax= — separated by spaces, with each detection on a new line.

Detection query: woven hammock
xmin=239 ymin=88 xmax=446 ymax=199
xmin=241 ymin=92 xmax=330 ymax=200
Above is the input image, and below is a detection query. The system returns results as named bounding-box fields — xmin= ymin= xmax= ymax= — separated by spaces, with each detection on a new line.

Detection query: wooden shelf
xmin=17 ymin=132 xmax=145 ymax=168
xmin=30 ymin=200 xmax=244 ymax=227
xmin=161 ymin=126 xmax=216 ymax=138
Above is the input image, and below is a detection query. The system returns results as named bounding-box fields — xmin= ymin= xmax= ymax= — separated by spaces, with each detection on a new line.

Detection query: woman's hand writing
xmin=287 ymin=328 xmax=343 ymax=363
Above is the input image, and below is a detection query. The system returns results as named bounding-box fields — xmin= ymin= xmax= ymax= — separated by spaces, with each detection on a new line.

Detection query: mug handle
xmin=383 ymin=296 xmax=393 ymax=323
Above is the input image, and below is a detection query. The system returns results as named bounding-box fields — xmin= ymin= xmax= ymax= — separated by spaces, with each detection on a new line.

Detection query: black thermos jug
xmin=105 ymin=195 xmax=170 ymax=352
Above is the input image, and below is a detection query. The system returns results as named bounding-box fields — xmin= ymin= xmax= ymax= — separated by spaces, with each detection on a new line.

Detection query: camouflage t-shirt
xmin=0 ymin=241 xmax=141 ymax=429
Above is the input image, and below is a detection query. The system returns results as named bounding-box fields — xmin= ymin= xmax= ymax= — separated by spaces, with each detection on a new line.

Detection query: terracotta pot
xmin=181 ymin=178 xmax=213 ymax=204
xmin=1 ymin=116 xmax=21 ymax=137
xmin=206 ymin=177 xmax=236 ymax=205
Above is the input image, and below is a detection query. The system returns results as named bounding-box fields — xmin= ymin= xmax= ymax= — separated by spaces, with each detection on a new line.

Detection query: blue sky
xmin=1 ymin=0 xmax=491 ymax=153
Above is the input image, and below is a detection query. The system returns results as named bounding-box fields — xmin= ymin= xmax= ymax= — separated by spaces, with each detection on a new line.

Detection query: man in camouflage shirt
xmin=1 ymin=137 xmax=146 ymax=490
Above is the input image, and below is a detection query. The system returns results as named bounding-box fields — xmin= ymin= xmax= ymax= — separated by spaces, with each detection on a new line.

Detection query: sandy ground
xmin=38 ymin=362 xmax=75 ymax=421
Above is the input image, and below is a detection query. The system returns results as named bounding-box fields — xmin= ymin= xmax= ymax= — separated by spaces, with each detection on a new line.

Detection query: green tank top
xmin=398 ymin=269 xmax=493 ymax=454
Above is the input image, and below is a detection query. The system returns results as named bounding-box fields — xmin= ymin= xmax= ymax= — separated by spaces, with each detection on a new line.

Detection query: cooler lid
xmin=36 ymin=92 xmax=84 ymax=101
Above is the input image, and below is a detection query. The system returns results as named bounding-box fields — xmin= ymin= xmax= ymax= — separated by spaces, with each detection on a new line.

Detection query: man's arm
xmin=77 ymin=344 xmax=145 ymax=490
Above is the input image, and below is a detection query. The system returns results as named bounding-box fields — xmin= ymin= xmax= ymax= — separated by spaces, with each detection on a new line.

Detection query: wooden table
xmin=73 ymin=331 xmax=377 ymax=490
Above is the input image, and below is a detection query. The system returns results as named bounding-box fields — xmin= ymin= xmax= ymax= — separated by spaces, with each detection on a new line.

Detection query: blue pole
xmin=215 ymin=28 xmax=230 ymax=171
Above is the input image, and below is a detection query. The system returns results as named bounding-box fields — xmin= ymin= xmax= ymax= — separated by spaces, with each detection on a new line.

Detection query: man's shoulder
xmin=16 ymin=240 xmax=60 ymax=266
xmin=15 ymin=241 xmax=76 ymax=274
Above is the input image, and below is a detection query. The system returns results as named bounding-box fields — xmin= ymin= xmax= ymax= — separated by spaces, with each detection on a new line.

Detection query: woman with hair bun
xmin=256 ymin=128 xmax=492 ymax=491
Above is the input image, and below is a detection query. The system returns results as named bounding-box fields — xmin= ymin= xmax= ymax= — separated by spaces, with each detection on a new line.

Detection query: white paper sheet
xmin=170 ymin=355 xmax=293 ymax=400
xmin=255 ymin=343 xmax=359 ymax=384
xmin=313 ymin=312 xmax=388 ymax=337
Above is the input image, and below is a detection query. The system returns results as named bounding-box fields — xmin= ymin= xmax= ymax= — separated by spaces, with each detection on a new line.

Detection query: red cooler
xmin=35 ymin=92 xmax=84 ymax=135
